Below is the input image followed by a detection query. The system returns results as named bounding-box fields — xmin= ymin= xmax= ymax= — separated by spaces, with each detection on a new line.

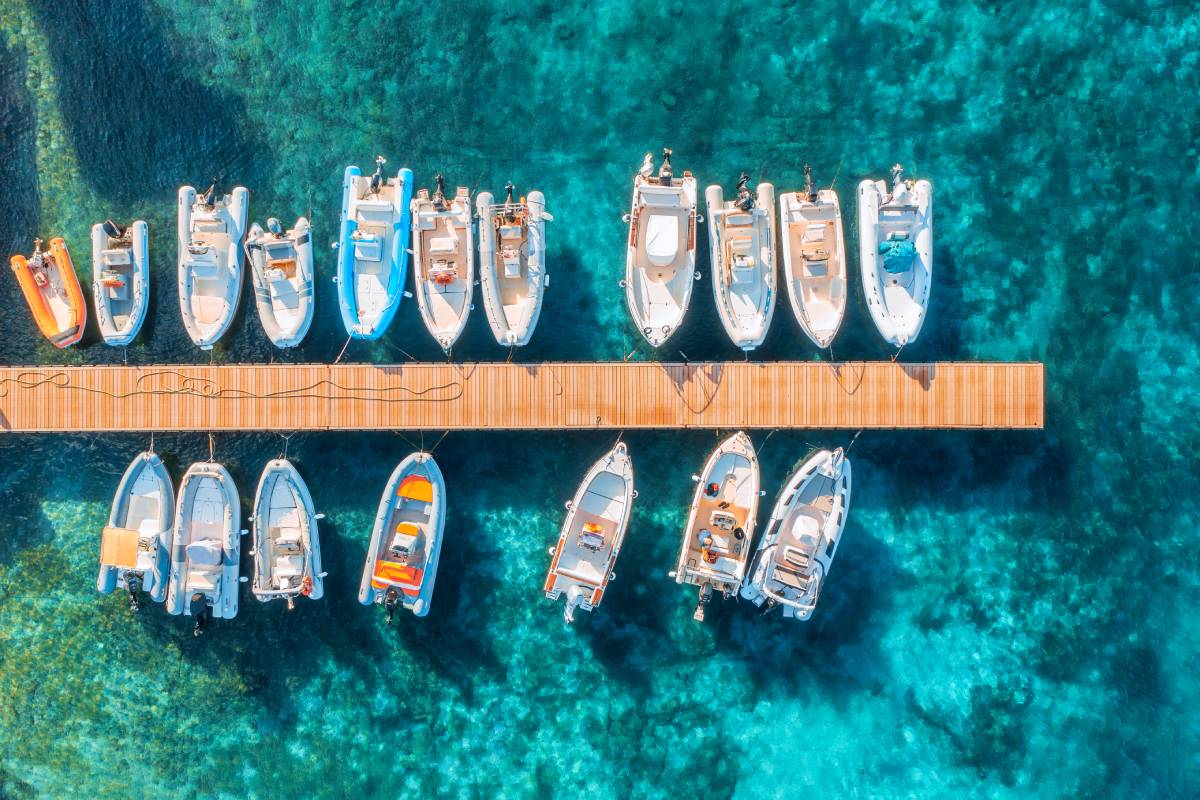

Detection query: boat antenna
xmin=433 ymin=173 xmax=448 ymax=210
xmin=370 ymin=156 xmax=386 ymax=196
xmin=735 ymin=171 xmax=755 ymax=211
xmin=803 ymin=164 xmax=815 ymax=201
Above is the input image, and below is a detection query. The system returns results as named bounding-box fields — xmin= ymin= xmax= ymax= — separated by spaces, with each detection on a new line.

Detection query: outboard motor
xmin=370 ymin=155 xmax=386 ymax=196
xmin=189 ymin=592 xmax=211 ymax=637
xmin=200 ymin=181 xmax=219 ymax=209
xmin=124 ymin=571 xmax=142 ymax=612
xmin=504 ymin=181 xmax=518 ymax=222
xmin=734 ymin=171 xmax=755 ymax=212
xmin=693 ymin=582 xmax=713 ymax=622
xmin=803 ymin=164 xmax=816 ymax=202
xmin=658 ymin=147 xmax=674 ymax=186
xmin=267 ymin=217 xmax=284 ymax=237
xmin=432 ymin=173 xmax=448 ymax=211
xmin=384 ymin=588 xmax=400 ymax=624
xmin=890 ymin=163 xmax=904 ymax=191
xmin=102 ymin=219 xmax=127 ymax=241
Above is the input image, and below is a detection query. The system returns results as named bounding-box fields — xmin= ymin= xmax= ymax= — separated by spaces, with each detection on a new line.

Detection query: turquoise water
xmin=1 ymin=0 xmax=1197 ymax=796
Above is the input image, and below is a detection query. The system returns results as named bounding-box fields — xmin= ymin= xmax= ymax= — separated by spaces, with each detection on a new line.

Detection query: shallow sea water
xmin=0 ymin=0 xmax=1197 ymax=797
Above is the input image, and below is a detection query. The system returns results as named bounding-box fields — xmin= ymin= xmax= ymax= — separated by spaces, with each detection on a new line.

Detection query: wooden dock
xmin=0 ymin=361 xmax=1043 ymax=432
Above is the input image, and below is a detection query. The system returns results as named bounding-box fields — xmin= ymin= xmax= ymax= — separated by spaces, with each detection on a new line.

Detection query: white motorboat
xmin=707 ymin=173 xmax=776 ymax=350
xmin=671 ymin=432 xmax=760 ymax=621
xmin=544 ymin=442 xmax=635 ymax=623
xmin=246 ymin=216 xmax=315 ymax=348
xmin=177 ymin=183 xmax=249 ymax=349
xmin=623 ymin=148 xmax=700 ymax=347
xmin=165 ymin=461 xmax=244 ymax=635
xmin=250 ymin=459 xmax=325 ymax=607
xmin=91 ymin=219 xmax=149 ymax=346
xmin=858 ymin=164 xmax=933 ymax=346
xmin=336 ymin=157 xmax=412 ymax=339
xmin=477 ymin=183 xmax=551 ymax=347
xmin=96 ymin=450 xmax=174 ymax=610
xmin=358 ymin=452 xmax=445 ymax=621
xmin=412 ymin=174 xmax=474 ymax=352
xmin=741 ymin=448 xmax=851 ymax=620
xmin=780 ymin=166 xmax=848 ymax=348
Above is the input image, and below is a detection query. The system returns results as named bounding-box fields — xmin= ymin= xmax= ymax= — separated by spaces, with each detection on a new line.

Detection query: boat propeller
xmin=124 ymin=572 xmax=142 ymax=612
xmin=384 ymin=588 xmax=400 ymax=624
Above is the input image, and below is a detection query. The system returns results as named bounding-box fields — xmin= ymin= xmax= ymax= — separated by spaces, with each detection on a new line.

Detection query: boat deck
xmin=0 ymin=361 xmax=1043 ymax=432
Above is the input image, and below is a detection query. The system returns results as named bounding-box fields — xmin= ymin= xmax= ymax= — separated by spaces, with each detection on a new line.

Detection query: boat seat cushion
xmin=101 ymin=248 xmax=131 ymax=266
xmin=501 ymin=248 xmax=522 ymax=277
xmin=352 ymin=233 xmax=383 ymax=262
xmin=429 ymin=236 xmax=457 ymax=255
xmin=644 ymin=213 xmax=681 ymax=266
xmin=188 ymin=571 xmax=219 ymax=591
xmin=100 ymin=527 xmax=140 ymax=568
xmin=274 ymin=554 xmax=304 ymax=578
xmin=186 ymin=539 xmax=223 ymax=567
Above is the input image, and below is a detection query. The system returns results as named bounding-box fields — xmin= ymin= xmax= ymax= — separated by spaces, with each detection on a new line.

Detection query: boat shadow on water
xmin=25 ymin=0 xmax=274 ymax=202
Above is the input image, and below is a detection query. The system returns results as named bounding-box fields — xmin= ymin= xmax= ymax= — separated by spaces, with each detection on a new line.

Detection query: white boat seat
xmin=187 ymin=570 xmax=219 ymax=591
xmin=101 ymin=248 xmax=131 ymax=266
xmin=499 ymin=224 xmax=523 ymax=241
xmin=274 ymin=554 xmax=304 ymax=578
xmin=645 ymin=213 xmax=680 ymax=266
xmin=429 ymin=236 xmax=457 ymax=255
xmin=194 ymin=218 xmax=227 ymax=233
xmin=803 ymin=223 xmax=827 ymax=242
xmin=729 ymin=237 xmax=756 ymax=272
xmin=352 ymin=232 xmax=383 ymax=262
xmin=186 ymin=539 xmax=223 ymax=567
xmin=501 ymin=247 xmax=522 ymax=277
xmin=355 ymin=199 xmax=394 ymax=215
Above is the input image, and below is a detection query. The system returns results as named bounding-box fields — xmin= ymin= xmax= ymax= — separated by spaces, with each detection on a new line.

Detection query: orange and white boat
xmin=10 ymin=237 xmax=87 ymax=347
xmin=358 ymin=452 xmax=445 ymax=621
xmin=544 ymin=442 xmax=635 ymax=623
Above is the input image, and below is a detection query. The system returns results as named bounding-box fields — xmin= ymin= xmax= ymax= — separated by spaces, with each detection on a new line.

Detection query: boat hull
xmin=412 ymin=184 xmax=475 ymax=352
xmin=177 ymin=186 xmax=249 ymax=349
xmin=707 ymin=183 xmax=777 ymax=350
xmin=477 ymin=189 xmax=548 ymax=347
xmin=780 ymin=189 xmax=847 ymax=348
xmin=11 ymin=237 xmax=87 ymax=348
xmin=92 ymin=221 xmax=149 ymax=346
xmin=165 ymin=462 xmax=242 ymax=620
xmin=358 ymin=452 xmax=445 ymax=617
xmin=251 ymin=459 xmax=324 ymax=602
xmin=624 ymin=173 xmax=699 ymax=347
xmin=97 ymin=451 xmax=174 ymax=603
xmin=247 ymin=217 xmax=315 ymax=348
xmin=858 ymin=176 xmax=933 ymax=346
xmin=336 ymin=165 xmax=413 ymax=340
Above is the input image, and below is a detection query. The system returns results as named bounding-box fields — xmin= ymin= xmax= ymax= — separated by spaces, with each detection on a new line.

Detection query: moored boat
xmin=97 ymin=450 xmax=174 ymax=611
xmin=544 ymin=442 xmax=635 ymax=622
xmin=671 ymin=432 xmax=761 ymax=621
xmin=246 ymin=216 xmax=315 ymax=348
xmin=165 ymin=461 xmax=243 ymax=635
xmin=250 ymin=459 xmax=324 ymax=606
xmin=336 ymin=157 xmax=413 ymax=339
xmin=858 ymin=164 xmax=933 ymax=347
xmin=623 ymin=148 xmax=700 ymax=347
xmin=10 ymin=237 xmax=87 ymax=348
xmin=477 ymin=183 xmax=551 ymax=347
xmin=177 ymin=183 xmax=249 ymax=349
xmin=780 ymin=166 xmax=847 ymax=348
xmin=741 ymin=448 xmax=851 ymax=620
xmin=358 ymin=452 xmax=445 ymax=621
xmin=707 ymin=173 xmax=776 ymax=350
xmin=412 ymin=174 xmax=474 ymax=352
xmin=91 ymin=220 xmax=149 ymax=346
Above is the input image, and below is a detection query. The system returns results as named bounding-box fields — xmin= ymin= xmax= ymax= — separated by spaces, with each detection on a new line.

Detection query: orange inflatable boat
xmin=10 ymin=237 xmax=87 ymax=348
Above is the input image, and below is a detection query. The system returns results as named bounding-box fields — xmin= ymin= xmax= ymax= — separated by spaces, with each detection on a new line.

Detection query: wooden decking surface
xmin=0 ymin=361 xmax=1043 ymax=432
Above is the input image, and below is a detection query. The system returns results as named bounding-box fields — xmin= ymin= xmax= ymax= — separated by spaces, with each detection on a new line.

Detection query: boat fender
xmin=693 ymin=271 xmax=701 ymax=281
xmin=564 ymin=500 xmax=574 ymax=511
xmin=631 ymin=490 xmax=638 ymax=499
xmin=619 ymin=279 xmax=626 ymax=288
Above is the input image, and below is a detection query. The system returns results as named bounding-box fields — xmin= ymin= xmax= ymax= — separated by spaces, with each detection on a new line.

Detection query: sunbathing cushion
xmin=186 ymin=539 xmax=223 ymax=567
xmin=645 ymin=214 xmax=681 ymax=266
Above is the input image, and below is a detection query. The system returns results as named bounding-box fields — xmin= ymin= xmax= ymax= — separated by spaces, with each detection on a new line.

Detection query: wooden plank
xmin=0 ymin=362 xmax=1045 ymax=432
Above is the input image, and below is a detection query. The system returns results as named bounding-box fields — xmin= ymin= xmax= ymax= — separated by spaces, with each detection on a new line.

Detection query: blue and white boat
xmin=335 ymin=157 xmax=413 ymax=339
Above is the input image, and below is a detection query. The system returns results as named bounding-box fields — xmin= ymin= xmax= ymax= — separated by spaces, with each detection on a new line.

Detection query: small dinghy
xmin=336 ymin=157 xmax=413 ymax=339
xmin=477 ymin=183 xmax=552 ymax=347
xmin=780 ymin=166 xmax=848 ymax=348
xmin=670 ymin=432 xmax=760 ymax=621
xmin=858 ymin=164 xmax=932 ymax=347
xmin=177 ymin=183 xmax=249 ymax=349
xmin=246 ymin=216 xmax=314 ymax=348
xmin=624 ymin=148 xmax=700 ymax=347
xmin=706 ymin=173 xmax=777 ymax=350
xmin=97 ymin=451 xmax=174 ymax=611
xmin=358 ymin=452 xmax=445 ymax=621
xmin=741 ymin=448 xmax=851 ymax=621
xmin=166 ymin=461 xmax=244 ymax=635
xmin=251 ymin=459 xmax=325 ymax=607
xmin=412 ymin=175 xmax=474 ymax=352
xmin=10 ymin=237 xmax=86 ymax=348
xmin=91 ymin=220 xmax=149 ymax=346
xmin=544 ymin=442 xmax=635 ymax=623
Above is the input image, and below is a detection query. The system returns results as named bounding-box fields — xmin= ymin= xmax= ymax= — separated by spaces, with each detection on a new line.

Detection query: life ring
xmin=300 ymin=575 xmax=313 ymax=596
